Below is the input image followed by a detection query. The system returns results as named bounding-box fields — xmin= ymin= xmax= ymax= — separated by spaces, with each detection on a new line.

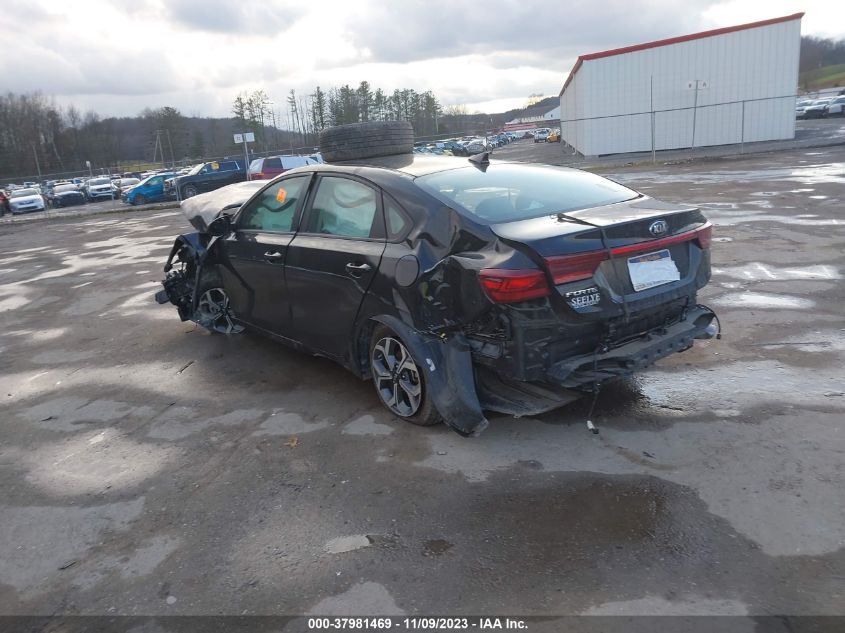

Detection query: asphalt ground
xmin=0 ymin=144 xmax=843 ymax=630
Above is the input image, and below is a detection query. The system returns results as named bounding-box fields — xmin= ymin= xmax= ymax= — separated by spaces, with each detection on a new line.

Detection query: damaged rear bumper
xmin=546 ymin=305 xmax=717 ymax=387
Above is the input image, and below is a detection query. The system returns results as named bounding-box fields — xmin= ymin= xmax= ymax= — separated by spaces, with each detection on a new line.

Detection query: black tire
xmin=182 ymin=185 xmax=199 ymax=198
xmin=369 ymin=324 xmax=441 ymax=427
xmin=134 ymin=194 xmax=146 ymax=206
xmin=319 ymin=121 xmax=414 ymax=163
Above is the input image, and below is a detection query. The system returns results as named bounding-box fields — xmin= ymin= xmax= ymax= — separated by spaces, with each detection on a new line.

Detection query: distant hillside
xmin=502 ymin=96 xmax=559 ymax=122
xmin=800 ymin=63 xmax=845 ymax=91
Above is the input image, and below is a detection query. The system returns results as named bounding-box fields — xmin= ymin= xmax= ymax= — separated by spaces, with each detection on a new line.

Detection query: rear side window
xmin=384 ymin=197 xmax=410 ymax=240
xmin=306 ymin=177 xmax=378 ymax=238
xmin=219 ymin=161 xmax=240 ymax=172
xmin=238 ymin=176 xmax=309 ymax=232
xmin=415 ymin=164 xmax=638 ymax=223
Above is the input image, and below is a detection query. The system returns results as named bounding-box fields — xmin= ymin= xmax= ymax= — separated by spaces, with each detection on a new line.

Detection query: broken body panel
xmin=157 ymin=156 xmax=717 ymax=436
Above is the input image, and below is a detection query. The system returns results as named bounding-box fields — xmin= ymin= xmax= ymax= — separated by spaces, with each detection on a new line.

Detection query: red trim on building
xmin=559 ymin=13 xmax=804 ymax=96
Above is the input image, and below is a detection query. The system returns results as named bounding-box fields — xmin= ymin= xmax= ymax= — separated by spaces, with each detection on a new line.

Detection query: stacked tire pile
xmin=319 ymin=121 xmax=414 ymax=162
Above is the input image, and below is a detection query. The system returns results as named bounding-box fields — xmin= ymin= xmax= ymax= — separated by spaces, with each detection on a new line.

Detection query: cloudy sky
xmin=3 ymin=0 xmax=844 ymax=120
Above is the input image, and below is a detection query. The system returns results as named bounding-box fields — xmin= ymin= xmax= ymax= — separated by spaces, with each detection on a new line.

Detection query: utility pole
xmin=687 ymin=79 xmax=708 ymax=152
xmin=269 ymin=105 xmax=278 ymax=150
xmin=691 ymin=79 xmax=700 ymax=151
xmin=31 ymin=144 xmax=42 ymax=183
xmin=152 ymin=130 xmax=164 ymax=167
xmin=165 ymin=129 xmax=182 ymax=203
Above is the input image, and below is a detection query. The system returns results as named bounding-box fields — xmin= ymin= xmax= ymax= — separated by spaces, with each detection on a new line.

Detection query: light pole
xmin=31 ymin=144 xmax=42 ymax=183
xmin=268 ymin=102 xmax=278 ymax=150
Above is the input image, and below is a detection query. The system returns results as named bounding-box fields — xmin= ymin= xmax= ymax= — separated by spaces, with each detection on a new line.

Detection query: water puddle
xmin=612 ymin=163 xmax=845 ymax=186
xmin=422 ymin=539 xmax=453 ymax=557
xmin=713 ymin=292 xmax=815 ymax=309
xmin=638 ymin=359 xmax=844 ymax=410
xmin=757 ymin=330 xmax=845 ymax=353
xmin=713 ymin=263 xmax=840 ymax=281
xmin=699 ymin=207 xmax=842 ymax=227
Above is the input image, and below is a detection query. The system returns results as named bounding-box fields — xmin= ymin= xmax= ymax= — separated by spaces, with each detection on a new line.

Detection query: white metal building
xmin=504 ymin=105 xmax=561 ymax=132
xmin=559 ymin=13 xmax=803 ymax=156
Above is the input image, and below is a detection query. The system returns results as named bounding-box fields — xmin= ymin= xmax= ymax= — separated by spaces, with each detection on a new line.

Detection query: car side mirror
xmin=208 ymin=213 xmax=233 ymax=237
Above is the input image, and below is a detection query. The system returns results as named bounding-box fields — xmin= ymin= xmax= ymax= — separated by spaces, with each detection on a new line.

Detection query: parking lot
xmin=0 ymin=144 xmax=843 ymax=627
xmin=495 ymin=117 xmax=845 ymax=167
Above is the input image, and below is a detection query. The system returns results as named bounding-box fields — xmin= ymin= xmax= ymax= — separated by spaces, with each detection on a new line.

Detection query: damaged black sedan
xmin=156 ymin=151 xmax=717 ymax=436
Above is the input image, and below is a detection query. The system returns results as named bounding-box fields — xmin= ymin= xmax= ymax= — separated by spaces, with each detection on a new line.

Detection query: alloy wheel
xmin=371 ymin=336 xmax=423 ymax=417
xmin=196 ymin=288 xmax=244 ymax=334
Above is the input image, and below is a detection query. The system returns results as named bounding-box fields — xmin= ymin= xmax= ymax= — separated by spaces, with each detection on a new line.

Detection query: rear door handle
xmin=264 ymin=251 xmax=283 ymax=263
xmin=345 ymin=262 xmax=372 ymax=276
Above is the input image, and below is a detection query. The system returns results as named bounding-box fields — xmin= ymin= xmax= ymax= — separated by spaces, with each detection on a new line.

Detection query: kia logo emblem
xmin=649 ymin=220 xmax=669 ymax=236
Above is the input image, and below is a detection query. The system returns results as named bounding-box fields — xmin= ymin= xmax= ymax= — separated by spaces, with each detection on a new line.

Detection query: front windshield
xmin=11 ymin=188 xmax=38 ymax=197
xmin=89 ymin=178 xmax=110 ymax=186
xmin=55 ymin=184 xmax=77 ymax=193
xmin=187 ymin=164 xmax=205 ymax=176
xmin=416 ymin=164 xmax=639 ymax=224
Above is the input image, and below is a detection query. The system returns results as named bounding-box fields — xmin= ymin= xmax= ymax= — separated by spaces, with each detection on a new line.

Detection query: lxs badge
xmin=565 ymin=286 xmax=601 ymax=308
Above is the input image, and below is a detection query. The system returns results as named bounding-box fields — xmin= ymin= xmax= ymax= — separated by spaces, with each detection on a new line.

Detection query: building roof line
xmin=558 ymin=12 xmax=804 ymax=96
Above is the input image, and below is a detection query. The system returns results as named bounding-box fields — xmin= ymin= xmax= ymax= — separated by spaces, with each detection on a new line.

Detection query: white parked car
xmin=83 ymin=177 xmax=116 ymax=201
xmin=464 ymin=139 xmax=488 ymax=153
xmin=795 ymin=100 xmax=814 ymax=119
xmin=533 ymin=128 xmax=551 ymax=143
xmin=8 ymin=187 xmax=46 ymax=214
xmin=803 ymin=99 xmax=832 ymax=119
xmin=826 ymin=96 xmax=845 ymax=117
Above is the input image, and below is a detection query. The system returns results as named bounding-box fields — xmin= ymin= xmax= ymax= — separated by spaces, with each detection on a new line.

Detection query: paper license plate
xmin=627 ymin=249 xmax=680 ymax=292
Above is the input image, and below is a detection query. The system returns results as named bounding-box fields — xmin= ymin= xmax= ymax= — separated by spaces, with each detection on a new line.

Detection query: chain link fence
xmin=559 ymin=94 xmax=808 ymax=160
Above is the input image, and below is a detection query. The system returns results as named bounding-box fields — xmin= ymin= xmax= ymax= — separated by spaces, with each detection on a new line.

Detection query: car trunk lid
xmin=490 ymin=197 xmax=711 ymax=323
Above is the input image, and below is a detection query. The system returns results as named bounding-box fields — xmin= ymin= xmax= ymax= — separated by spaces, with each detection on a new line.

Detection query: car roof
xmin=328 ymin=153 xmax=473 ymax=177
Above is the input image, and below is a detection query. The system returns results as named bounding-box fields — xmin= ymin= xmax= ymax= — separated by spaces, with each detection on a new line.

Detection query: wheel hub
xmin=196 ymin=288 xmax=244 ymax=334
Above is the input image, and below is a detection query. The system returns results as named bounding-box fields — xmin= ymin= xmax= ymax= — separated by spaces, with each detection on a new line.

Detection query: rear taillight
xmin=479 ymin=269 xmax=551 ymax=303
xmin=545 ymin=251 xmax=608 ymax=284
xmin=695 ymin=223 xmax=712 ymax=249
xmin=544 ymin=222 xmax=712 ymax=286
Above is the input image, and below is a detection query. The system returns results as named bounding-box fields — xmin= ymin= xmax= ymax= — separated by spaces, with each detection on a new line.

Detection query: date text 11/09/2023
xmin=307 ymin=617 xmax=528 ymax=630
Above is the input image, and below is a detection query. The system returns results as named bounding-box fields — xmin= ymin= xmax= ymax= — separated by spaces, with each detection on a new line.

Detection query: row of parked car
xmin=413 ymin=128 xmax=561 ymax=154
xmin=1 ymin=176 xmax=141 ymax=214
xmin=796 ymin=94 xmax=845 ymax=119
xmin=1 ymin=154 xmax=326 ymax=214
xmin=412 ymin=133 xmax=520 ymax=157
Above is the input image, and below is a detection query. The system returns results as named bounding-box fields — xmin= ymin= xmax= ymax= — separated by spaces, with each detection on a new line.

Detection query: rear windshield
xmin=415 ymin=164 xmax=639 ymax=223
